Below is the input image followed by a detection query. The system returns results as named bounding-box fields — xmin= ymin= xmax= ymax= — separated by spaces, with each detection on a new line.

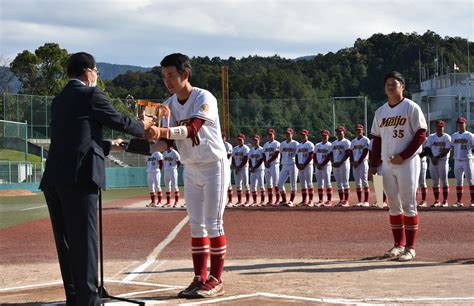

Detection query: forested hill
xmin=106 ymin=30 xmax=471 ymax=104
xmin=96 ymin=62 xmax=150 ymax=80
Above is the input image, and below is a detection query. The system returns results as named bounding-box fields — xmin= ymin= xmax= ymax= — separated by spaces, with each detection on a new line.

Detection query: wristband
xmin=167 ymin=126 xmax=188 ymax=140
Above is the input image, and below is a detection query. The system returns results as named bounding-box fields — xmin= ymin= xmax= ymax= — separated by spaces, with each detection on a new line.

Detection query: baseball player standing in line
xmin=232 ymin=133 xmax=251 ymax=206
xmin=424 ymin=120 xmax=451 ymax=207
xmin=350 ymin=124 xmax=370 ymax=207
xmin=450 ymin=116 xmax=474 ymax=207
xmin=417 ymin=142 xmax=429 ymax=207
xmin=314 ymin=130 xmax=333 ymax=206
xmin=296 ymin=129 xmax=315 ymax=206
xmin=152 ymin=53 xmax=230 ymax=298
xmin=369 ymin=71 xmax=427 ymax=262
xmin=263 ymin=128 xmax=281 ymax=206
xmin=332 ymin=125 xmax=352 ymax=207
xmin=162 ymin=143 xmax=181 ymax=207
xmin=248 ymin=135 xmax=266 ymax=206
xmin=278 ymin=128 xmax=299 ymax=206
xmin=222 ymin=133 xmax=234 ymax=207
xmin=145 ymin=150 xmax=164 ymax=207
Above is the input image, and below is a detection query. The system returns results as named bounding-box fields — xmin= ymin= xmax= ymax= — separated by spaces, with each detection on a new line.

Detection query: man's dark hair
xmin=67 ymin=52 xmax=96 ymax=78
xmin=160 ymin=53 xmax=192 ymax=78
xmin=384 ymin=71 xmax=405 ymax=85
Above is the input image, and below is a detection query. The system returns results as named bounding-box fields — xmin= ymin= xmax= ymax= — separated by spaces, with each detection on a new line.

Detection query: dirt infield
xmin=1 ymin=193 xmax=473 ymax=304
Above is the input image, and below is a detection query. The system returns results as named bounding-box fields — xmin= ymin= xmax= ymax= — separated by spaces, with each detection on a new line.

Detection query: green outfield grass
xmin=0 ymin=149 xmax=42 ymax=162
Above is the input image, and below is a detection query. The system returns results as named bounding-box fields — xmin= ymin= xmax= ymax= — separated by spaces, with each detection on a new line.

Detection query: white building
xmin=412 ymin=73 xmax=474 ymax=134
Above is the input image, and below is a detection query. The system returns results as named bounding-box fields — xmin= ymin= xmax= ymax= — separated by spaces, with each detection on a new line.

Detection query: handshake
xmin=142 ymin=116 xmax=162 ymax=141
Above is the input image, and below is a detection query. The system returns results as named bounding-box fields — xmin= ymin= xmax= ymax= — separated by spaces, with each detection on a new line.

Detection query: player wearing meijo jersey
xmin=369 ymin=71 xmax=427 ymax=262
xmin=222 ymin=133 xmax=234 ymax=206
xmin=263 ymin=128 xmax=281 ymax=206
xmin=332 ymin=125 xmax=352 ymax=207
xmin=248 ymin=135 xmax=265 ymax=206
xmin=296 ymin=129 xmax=315 ymax=206
xmin=162 ymin=144 xmax=181 ymax=207
xmin=350 ymin=124 xmax=370 ymax=207
xmin=153 ymin=54 xmax=230 ymax=298
xmin=278 ymin=128 xmax=299 ymax=207
xmin=450 ymin=116 xmax=474 ymax=207
xmin=232 ymin=134 xmax=251 ymax=206
xmin=425 ymin=120 xmax=451 ymax=207
xmin=417 ymin=141 xmax=429 ymax=207
xmin=314 ymin=130 xmax=333 ymax=206
xmin=145 ymin=151 xmax=164 ymax=207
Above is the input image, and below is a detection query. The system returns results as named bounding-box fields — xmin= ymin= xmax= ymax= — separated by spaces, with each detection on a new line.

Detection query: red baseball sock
xmin=245 ymin=191 xmax=250 ymax=203
xmin=390 ymin=214 xmax=405 ymax=247
xmin=309 ymin=188 xmax=314 ymax=201
xmin=433 ymin=186 xmax=440 ymax=201
xmin=252 ymin=191 xmax=257 ymax=203
xmin=327 ymin=188 xmax=332 ymax=201
xmin=157 ymin=191 xmax=162 ymax=204
xmin=442 ymin=186 xmax=449 ymax=201
xmin=237 ymin=190 xmax=242 ymax=203
xmin=290 ymin=191 xmax=296 ymax=202
xmin=260 ymin=190 xmax=265 ymax=203
xmin=192 ymin=237 xmax=209 ymax=281
xmin=338 ymin=189 xmax=344 ymax=202
xmin=274 ymin=187 xmax=280 ymax=203
xmin=404 ymin=214 xmax=419 ymax=249
xmin=210 ymin=235 xmax=226 ymax=281
xmin=174 ymin=191 xmax=180 ymax=203
xmin=363 ymin=186 xmax=369 ymax=202
xmin=470 ymin=185 xmax=474 ymax=203
xmin=301 ymin=188 xmax=307 ymax=203
xmin=318 ymin=188 xmax=323 ymax=201
xmin=281 ymin=192 xmax=287 ymax=203
xmin=166 ymin=192 xmax=171 ymax=205
xmin=420 ymin=187 xmax=427 ymax=201
xmin=344 ymin=188 xmax=349 ymax=202
xmin=150 ymin=192 xmax=156 ymax=203
xmin=456 ymin=186 xmax=463 ymax=202
xmin=356 ymin=187 xmax=362 ymax=202
xmin=227 ymin=189 xmax=233 ymax=203
xmin=267 ymin=188 xmax=273 ymax=204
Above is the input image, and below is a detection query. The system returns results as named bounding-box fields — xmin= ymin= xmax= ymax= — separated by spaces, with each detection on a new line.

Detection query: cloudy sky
xmin=1 ymin=0 xmax=472 ymax=67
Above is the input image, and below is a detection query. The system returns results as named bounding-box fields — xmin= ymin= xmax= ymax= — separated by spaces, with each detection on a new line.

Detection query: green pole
xmin=24 ymin=120 xmax=28 ymax=163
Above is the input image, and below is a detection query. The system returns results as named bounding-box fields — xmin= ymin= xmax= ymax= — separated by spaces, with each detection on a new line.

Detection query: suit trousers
xmin=43 ymin=183 xmax=101 ymax=306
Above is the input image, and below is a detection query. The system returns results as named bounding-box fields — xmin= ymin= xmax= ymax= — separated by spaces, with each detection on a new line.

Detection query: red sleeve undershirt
xmin=369 ymin=136 xmax=381 ymax=168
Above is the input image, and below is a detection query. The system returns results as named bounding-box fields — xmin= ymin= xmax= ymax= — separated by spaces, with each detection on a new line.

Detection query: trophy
xmin=122 ymin=95 xmax=171 ymax=155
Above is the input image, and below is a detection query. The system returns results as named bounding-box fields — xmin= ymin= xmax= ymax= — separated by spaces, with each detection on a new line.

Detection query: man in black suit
xmin=39 ymin=52 xmax=154 ymax=305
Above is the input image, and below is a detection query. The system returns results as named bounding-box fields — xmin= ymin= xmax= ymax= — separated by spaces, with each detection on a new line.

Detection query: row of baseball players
xmin=222 ymin=116 xmax=474 ymax=209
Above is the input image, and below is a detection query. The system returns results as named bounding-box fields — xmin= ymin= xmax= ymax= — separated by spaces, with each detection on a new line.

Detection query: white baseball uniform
xmin=451 ymin=131 xmax=474 ymax=186
xmin=248 ymin=146 xmax=265 ymax=192
xmin=351 ymin=136 xmax=370 ymax=189
xmin=278 ymin=139 xmax=299 ymax=192
xmin=165 ymin=87 xmax=230 ymax=238
xmin=232 ymin=144 xmax=250 ymax=191
xmin=146 ymin=152 xmax=163 ymax=193
xmin=224 ymin=141 xmax=233 ymax=190
xmin=419 ymin=143 xmax=428 ymax=188
xmin=371 ymin=98 xmax=427 ymax=217
xmin=263 ymin=140 xmax=280 ymax=188
xmin=162 ymin=148 xmax=180 ymax=192
xmin=297 ymin=140 xmax=315 ymax=190
xmin=425 ymin=133 xmax=451 ymax=187
xmin=314 ymin=141 xmax=333 ymax=189
xmin=331 ymin=138 xmax=351 ymax=190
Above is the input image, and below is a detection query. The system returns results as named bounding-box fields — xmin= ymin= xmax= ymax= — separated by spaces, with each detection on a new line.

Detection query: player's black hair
xmin=384 ymin=71 xmax=405 ymax=85
xmin=160 ymin=53 xmax=192 ymax=79
xmin=67 ymin=52 xmax=96 ymax=78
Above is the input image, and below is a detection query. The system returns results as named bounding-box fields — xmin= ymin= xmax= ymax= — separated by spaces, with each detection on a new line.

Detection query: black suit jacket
xmin=40 ymin=80 xmax=144 ymax=189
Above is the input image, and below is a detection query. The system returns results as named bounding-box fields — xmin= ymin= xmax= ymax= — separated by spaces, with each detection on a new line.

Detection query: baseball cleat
xmin=430 ymin=201 xmax=440 ymax=207
xmin=226 ymin=202 xmax=233 ymax=208
xmin=341 ymin=202 xmax=350 ymax=208
xmin=178 ymin=275 xmax=204 ymax=298
xmin=323 ymin=200 xmax=332 ymax=207
xmin=354 ymin=202 xmax=362 ymax=207
xmin=243 ymin=202 xmax=250 ymax=207
xmin=173 ymin=202 xmax=179 ymax=208
xmin=250 ymin=202 xmax=258 ymax=207
xmin=398 ymin=248 xmax=416 ymax=262
xmin=471 ymin=202 xmax=474 ymax=207
xmin=258 ymin=202 xmax=266 ymax=207
xmin=453 ymin=202 xmax=464 ymax=207
xmin=418 ymin=201 xmax=428 ymax=208
xmin=383 ymin=245 xmax=405 ymax=258
xmin=146 ymin=202 xmax=155 ymax=207
xmin=190 ymin=275 xmax=224 ymax=299
xmin=286 ymin=201 xmax=294 ymax=207
xmin=441 ymin=200 xmax=449 ymax=207
xmin=362 ymin=202 xmax=370 ymax=207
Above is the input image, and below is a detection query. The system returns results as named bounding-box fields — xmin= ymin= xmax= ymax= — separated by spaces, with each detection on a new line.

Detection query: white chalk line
xmin=122 ymin=215 xmax=189 ymax=282
xmin=20 ymin=205 xmax=47 ymax=211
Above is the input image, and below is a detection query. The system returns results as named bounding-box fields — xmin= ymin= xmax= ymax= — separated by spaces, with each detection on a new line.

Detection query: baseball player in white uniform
xmin=248 ymin=135 xmax=265 ymax=206
xmin=278 ymin=128 xmax=299 ymax=206
xmin=296 ymin=129 xmax=315 ymax=206
xmin=332 ymin=125 xmax=352 ymax=207
xmin=369 ymin=71 xmax=427 ymax=262
xmin=314 ymin=130 xmax=333 ymax=206
xmin=223 ymin=133 xmax=234 ymax=206
xmin=151 ymin=53 xmax=230 ymax=298
xmin=162 ymin=144 xmax=181 ymax=207
xmin=425 ymin=120 xmax=451 ymax=207
xmin=450 ymin=116 xmax=474 ymax=207
xmin=351 ymin=124 xmax=370 ymax=207
xmin=146 ymin=151 xmax=164 ymax=207
xmin=417 ymin=142 xmax=429 ymax=207
xmin=263 ymin=128 xmax=281 ymax=206
xmin=232 ymin=134 xmax=250 ymax=206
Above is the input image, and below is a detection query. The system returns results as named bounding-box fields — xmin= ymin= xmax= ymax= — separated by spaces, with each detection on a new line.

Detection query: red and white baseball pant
xmin=147 ymin=171 xmax=162 ymax=193
xmin=333 ymin=161 xmax=350 ymax=190
xmin=419 ymin=158 xmax=427 ymax=188
xmin=315 ymin=164 xmax=332 ymax=189
xmin=234 ymin=167 xmax=249 ymax=191
xmin=250 ymin=169 xmax=265 ymax=192
xmin=163 ymin=168 xmax=179 ymax=192
xmin=352 ymin=160 xmax=369 ymax=189
xmin=454 ymin=159 xmax=474 ymax=186
xmin=264 ymin=163 xmax=280 ymax=188
xmin=429 ymin=158 xmax=449 ymax=187
xmin=278 ymin=164 xmax=298 ymax=192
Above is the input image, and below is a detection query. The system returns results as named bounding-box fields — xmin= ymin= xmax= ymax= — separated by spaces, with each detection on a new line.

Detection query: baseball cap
xmin=322 ymin=130 xmax=330 ymax=136
xmin=267 ymin=128 xmax=275 ymax=135
xmin=355 ymin=124 xmax=364 ymax=130
xmin=457 ymin=117 xmax=467 ymax=123
xmin=286 ymin=128 xmax=294 ymax=134
xmin=237 ymin=133 xmax=246 ymax=140
xmin=253 ymin=134 xmax=261 ymax=141
xmin=300 ymin=129 xmax=309 ymax=135
xmin=336 ymin=125 xmax=346 ymax=132
xmin=436 ymin=120 xmax=445 ymax=127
